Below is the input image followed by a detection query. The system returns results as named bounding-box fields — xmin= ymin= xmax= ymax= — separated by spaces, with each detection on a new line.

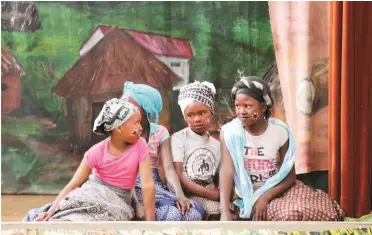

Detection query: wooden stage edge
xmin=2 ymin=221 xmax=372 ymax=232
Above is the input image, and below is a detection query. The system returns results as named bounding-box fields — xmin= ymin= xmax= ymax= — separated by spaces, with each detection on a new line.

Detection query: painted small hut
xmin=52 ymin=28 xmax=180 ymax=150
xmin=79 ymin=25 xmax=193 ymax=90
xmin=1 ymin=48 xmax=25 ymax=113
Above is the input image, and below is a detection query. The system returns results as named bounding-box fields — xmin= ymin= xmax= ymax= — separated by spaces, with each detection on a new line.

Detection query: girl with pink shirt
xmin=122 ymin=82 xmax=205 ymax=221
xmin=24 ymin=98 xmax=155 ymax=221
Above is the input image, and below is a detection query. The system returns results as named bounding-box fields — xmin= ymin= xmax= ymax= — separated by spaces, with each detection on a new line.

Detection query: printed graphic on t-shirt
xmin=243 ymin=146 xmax=277 ymax=187
xmin=184 ymin=148 xmax=216 ymax=182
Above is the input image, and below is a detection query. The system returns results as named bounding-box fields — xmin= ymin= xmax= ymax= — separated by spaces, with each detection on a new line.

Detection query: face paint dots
xmin=131 ymin=129 xmax=138 ymax=137
xmin=252 ymin=112 xmax=259 ymax=121
xmin=205 ymin=118 xmax=210 ymax=125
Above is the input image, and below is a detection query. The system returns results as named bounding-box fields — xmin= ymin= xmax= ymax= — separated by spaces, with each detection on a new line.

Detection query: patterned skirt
xmin=135 ymin=168 xmax=205 ymax=221
xmin=231 ymin=180 xmax=345 ymax=221
xmin=187 ymin=180 xmax=221 ymax=221
xmin=23 ymin=174 xmax=134 ymax=221
xmin=189 ymin=196 xmax=221 ymax=220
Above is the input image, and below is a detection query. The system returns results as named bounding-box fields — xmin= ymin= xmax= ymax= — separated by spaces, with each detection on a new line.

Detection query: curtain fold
xmin=329 ymin=1 xmax=372 ymax=218
xmin=268 ymin=1 xmax=330 ymax=176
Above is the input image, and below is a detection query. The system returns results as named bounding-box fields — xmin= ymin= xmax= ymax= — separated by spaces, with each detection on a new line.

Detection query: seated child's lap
xmin=189 ymin=195 xmax=220 ymax=220
xmin=231 ymin=180 xmax=345 ymax=221
xmin=267 ymin=180 xmax=345 ymax=221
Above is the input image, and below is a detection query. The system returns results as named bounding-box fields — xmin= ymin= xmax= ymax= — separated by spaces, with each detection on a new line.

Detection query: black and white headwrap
xmin=232 ymin=76 xmax=274 ymax=117
xmin=178 ymin=81 xmax=216 ymax=115
xmin=93 ymin=98 xmax=138 ymax=135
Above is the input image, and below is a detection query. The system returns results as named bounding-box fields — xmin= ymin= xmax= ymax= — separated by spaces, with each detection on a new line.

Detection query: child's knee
xmin=182 ymin=206 xmax=205 ymax=221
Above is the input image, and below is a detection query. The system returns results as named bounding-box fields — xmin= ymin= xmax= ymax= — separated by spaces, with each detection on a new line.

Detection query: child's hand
xmin=35 ymin=211 xmax=53 ymax=221
xmin=135 ymin=203 xmax=145 ymax=220
xmin=176 ymin=195 xmax=192 ymax=215
xmin=252 ymin=195 xmax=270 ymax=221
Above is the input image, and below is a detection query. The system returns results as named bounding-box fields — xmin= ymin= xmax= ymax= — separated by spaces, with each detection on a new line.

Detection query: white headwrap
xmin=93 ymin=98 xmax=138 ymax=135
xmin=178 ymin=81 xmax=216 ymax=115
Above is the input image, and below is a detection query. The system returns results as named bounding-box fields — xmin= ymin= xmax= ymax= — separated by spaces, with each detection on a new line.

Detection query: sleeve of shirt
xmin=83 ymin=148 xmax=96 ymax=169
xmin=137 ymin=137 xmax=150 ymax=163
xmin=171 ymin=132 xmax=185 ymax=163
xmin=279 ymin=125 xmax=289 ymax=148
xmin=158 ymin=126 xmax=170 ymax=144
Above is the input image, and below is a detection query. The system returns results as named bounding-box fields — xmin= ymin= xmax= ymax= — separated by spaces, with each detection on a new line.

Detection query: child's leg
xmin=22 ymin=202 xmax=52 ymax=221
xmin=267 ymin=180 xmax=345 ymax=221
xmin=155 ymin=205 xmax=182 ymax=221
xmin=189 ymin=195 xmax=220 ymax=220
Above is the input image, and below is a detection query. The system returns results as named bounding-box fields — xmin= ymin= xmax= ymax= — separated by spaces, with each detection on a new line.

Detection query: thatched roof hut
xmin=1 ymin=48 xmax=24 ymax=77
xmin=52 ymin=28 xmax=180 ymax=151
xmin=53 ymin=27 xmax=179 ymax=97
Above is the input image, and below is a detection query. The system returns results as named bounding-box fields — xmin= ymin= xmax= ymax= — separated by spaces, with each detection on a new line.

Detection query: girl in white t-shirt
xmin=219 ymin=76 xmax=345 ymax=221
xmin=171 ymin=81 xmax=221 ymax=220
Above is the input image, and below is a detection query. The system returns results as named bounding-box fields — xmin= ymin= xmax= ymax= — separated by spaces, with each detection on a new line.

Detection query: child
xmin=122 ymin=81 xmax=205 ymax=221
xmin=171 ymin=81 xmax=221 ymax=220
xmin=219 ymin=76 xmax=345 ymax=221
xmin=26 ymin=98 xmax=155 ymax=221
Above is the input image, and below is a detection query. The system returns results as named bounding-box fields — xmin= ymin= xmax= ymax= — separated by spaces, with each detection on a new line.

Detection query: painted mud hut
xmin=52 ymin=28 xmax=180 ymax=150
xmin=1 ymin=48 xmax=25 ymax=113
xmin=79 ymin=25 xmax=193 ymax=90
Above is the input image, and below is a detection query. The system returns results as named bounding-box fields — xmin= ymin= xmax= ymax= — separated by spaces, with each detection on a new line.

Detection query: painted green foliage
xmin=1 ymin=1 xmax=274 ymax=193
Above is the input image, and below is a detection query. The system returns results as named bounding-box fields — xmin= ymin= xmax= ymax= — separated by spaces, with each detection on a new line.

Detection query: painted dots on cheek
xmin=252 ymin=112 xmax=259 ymax=120
xmin=130 ymin=129 xmax=137 ymax=137
xmin=205 ymin=117 xmax=210 ymax=124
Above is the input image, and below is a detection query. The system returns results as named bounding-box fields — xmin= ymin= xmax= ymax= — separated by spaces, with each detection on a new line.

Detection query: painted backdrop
xmin=1 ymin=1 xmax=277 ymax=193
xmin=1 ymin=1 xmax=330 ymax=194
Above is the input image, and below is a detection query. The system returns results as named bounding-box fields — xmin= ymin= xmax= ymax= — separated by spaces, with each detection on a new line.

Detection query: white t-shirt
xmin=243 ymin=122 xmax=288 ymax=192
xmin=171 ymin=128 xmax=221 ymax=185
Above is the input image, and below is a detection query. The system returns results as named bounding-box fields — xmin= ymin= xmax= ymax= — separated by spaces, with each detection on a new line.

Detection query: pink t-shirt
xmin=84 ymin=137 xmax=149 ymax=189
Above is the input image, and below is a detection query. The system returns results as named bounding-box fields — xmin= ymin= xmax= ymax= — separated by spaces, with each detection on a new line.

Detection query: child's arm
xmin=138 ymin=157 xmax=155 ymax=221
xmin=219 ymin=130 xmax=234 ymax=221
xmin=131 ymin=189 xmax=145 ymax=220
xmin=174 ymin=162 xmax=219 ymax=201
xmin=160 ymin=138 xmax=192 ymax=214
xmin=172 ymin=133 xmax=219 ymax=201
xmin=253 ymin=139 xmax=296 ymax=221
xmin=35 ymin=160 xmax=92 ymax=221
xmin=261 ymin=140 xmax=296 ymax=200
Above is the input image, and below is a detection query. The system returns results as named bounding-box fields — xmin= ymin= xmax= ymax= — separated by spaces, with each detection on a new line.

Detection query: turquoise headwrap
xmin=122 ymin=81 xmax=162 ymax=125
